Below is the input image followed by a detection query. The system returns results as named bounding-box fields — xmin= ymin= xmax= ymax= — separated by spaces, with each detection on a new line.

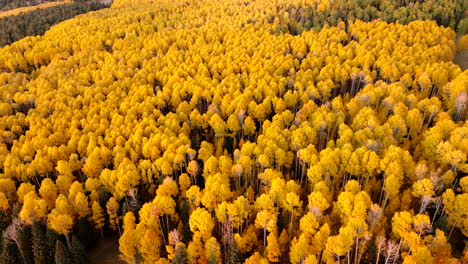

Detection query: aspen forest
xmin=0 ymin=0 xmax=467 ymax=263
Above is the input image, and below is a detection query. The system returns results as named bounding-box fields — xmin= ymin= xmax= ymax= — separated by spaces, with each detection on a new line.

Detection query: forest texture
xmin=0 ymin=1 xmax=65 ymax=18
xmin=0 ymin=0 xmax=59 ymax=11
xmin=0 ymin=1 xmax=109 ymax=48
xmin=0 ymin=0 xmax=467 ymax=263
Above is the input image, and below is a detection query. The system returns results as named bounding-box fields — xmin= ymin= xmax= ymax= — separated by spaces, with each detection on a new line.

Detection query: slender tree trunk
xmin=378 ymin=180 xmax=385 ymax=205
xmin=431 ymin=201 xmax=440 ymax=224
xmin=390 ymin=238 xmax=402 ymax=264
xmin=448 ymin=222 xmax=457 ymax=240
xmin=289 ymin=211 xmax=294 ymax=234
xmin=381 ymin=191 xmax=389 ymax=209
xmin=375 ymin=243 xmax=381 ymax=264
xmin=158 ymin=218 xmax=167 ymax=246
xmin=354 ymin=236 xmax=359 ymax=264
xmin=65 ymin=234 xmax=71 ymax=249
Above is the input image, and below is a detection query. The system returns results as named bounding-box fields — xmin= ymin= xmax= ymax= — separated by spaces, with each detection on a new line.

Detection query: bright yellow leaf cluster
xmin=0 ymin=0 xmax=467 ymax=263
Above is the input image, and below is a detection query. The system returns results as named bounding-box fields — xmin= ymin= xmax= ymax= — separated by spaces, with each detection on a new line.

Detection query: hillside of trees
xmin=0 ymin=2 xmax=109 ymax=48
xmin=0 ymin=0 xmax=60 ymax=11
xmin=0 ymin=0 xmax=467 ymax=263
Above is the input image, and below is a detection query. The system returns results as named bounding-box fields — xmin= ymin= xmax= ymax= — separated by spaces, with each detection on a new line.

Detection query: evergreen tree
xmin=32 ymin=221 xmax=48 ymax=264
xmin=98 ymin=186 xmax=111 ymax=209
xmin=12 ymin=204 xmax=20 ymax=217
xmin=0 ymin=211 xmax=11 ymax=232
xmin=71 ymin=236 xmax=89 ymax=264
xmin=0 ymin=235 xmax=22 ymax=264
xmin=121 ymin=201 xmax=130 ymax=217
xmin=207 ymin=254 xmax=218 ymax=264
xmin=178 ymin=200 xmax=192 ymax=243
xmin=77 ymin=218 xmax=95 ymax=249
xmin=226 ymin=239 xmax=243 ymax=264
xmin=172 ymin=243 xmax=188 ymax=264
xmin=45 ymin=225 xmax=58 ymax=263
xmin=16 ymin=225 xmax=34 ymax=264
xmin=55 ymin=240 xmax=72 ymax=264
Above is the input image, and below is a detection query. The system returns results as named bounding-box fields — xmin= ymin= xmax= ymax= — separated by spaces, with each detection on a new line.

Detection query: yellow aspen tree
xmin=290 ymin=234 xmax=309 ymax=264
xmin=39 ymin=178 xmax=58 ymax=209
xmin=91 ymin=201 xmax=105 ymax=237
xmin=452 ymin=193 xmax=468 ymax=237
xmin=187 ymin=233 xmax=205 ymax=263
xmin=48 ymin=195 xmax=75 ymax=247
xmin=156 ymin=177 xmax=179 ymax=197
xmin=0 ymin=178 xmax=15 ymax=200
xmin=56 ymin=175 xmax=74 ymax=195
xmin=74 ymin=192 xmax=90 ymax=218
xmin=119 ymin=224 xmax=139 ymax=264
xmin=255 ymin=210 xmax=277 ymax=247
xmin=186 ymin=185 xmax=202 ymax=209
xmin=107 ymin=197 xmax=121 ymax=234
xmin=284 ymin=192 xmax=302 ymax=233
xmin=245 ymin=252 xmax=268 ymax=264
xmin=266 ymin=231 xmax=281 ymax=262
xmin=189 ymin=208 xmax=214 ymax=241
xmin=412 ymin=178 xmax=434 ymax=214
xmin=178 ymin=173 xmax=191 ymax=196
xmin=17 ymin=183 xmax=35 ymax=204
xmin=325 ymin=226 xmax=356 ymax=263
xmin=205 ymin=237 xmax=221 ymax=263
xmin=139 ymin=228 xmax=161 ymax=263
xmin=0 ymin=192 xmax=9 ymax=211
xmin=19 ymin=191 xmax=39 ymax=224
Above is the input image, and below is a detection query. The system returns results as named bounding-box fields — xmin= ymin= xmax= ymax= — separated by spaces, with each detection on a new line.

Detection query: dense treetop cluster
xmin=0 ymin=0 xmax=467 ymax=263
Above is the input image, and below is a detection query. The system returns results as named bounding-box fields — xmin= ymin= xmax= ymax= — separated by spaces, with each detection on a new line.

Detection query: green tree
xmin=32 ymin=221 xmax=48 ymax=264
xmin=172 ymin=243 xmax=188 ymax=264
xmin=0 ymin=236 xmax=22 ymax=264
xmin=226 ymin=239 xmax=243 ymax=264
xmin=16 ymin=225 xmax=34 ymax=264
xmin=71 ymin=236 xmax=89 ymax=264
xmin=45 ymin=225 xmax=58 ymax=262
xmin=77 ymin=218 xmax=95 ymax=249
xmin=55 ymin=240 xmax=72 ymax=264
xmin=207 ymin=254 xmax=218 ymax=264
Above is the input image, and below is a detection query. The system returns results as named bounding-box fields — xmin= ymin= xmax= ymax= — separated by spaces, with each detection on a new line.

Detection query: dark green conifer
xmin=55 ymin=240 xmax=72 ymax=264
xmin=226 ymin=239 xmax=243 ymax=264
xmin=71 ymin=236 xmax=89 ymax=264
xmin=32 ymin=221 xmax=48 ymax=264
xmin=0 ymin=235 xmax=22 ymax=264
xmin=172 ymin=243 xmax=188 ymax=264
xmin=207 ymin=254 xmax=218 ymax=264
xmin=16 ymin=225 xmax=34 ymax=264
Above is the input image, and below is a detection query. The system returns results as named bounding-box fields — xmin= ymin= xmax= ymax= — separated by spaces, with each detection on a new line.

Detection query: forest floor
xmin=89 ymin=234 xmax=125 ymax=264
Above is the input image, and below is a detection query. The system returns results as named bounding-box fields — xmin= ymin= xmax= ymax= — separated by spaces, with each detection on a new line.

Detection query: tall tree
xmin=226 ymin=239 xmax=243 ymax=264
xmin=0 ymin=235 xmax=22 ymax=264
xmin=54 ymin=240 xmax=72 ymax=264
xmin=16 ymin=225 xmax=34 ymax=264
xmin=70 ymin=236 xmax=89 ymax=264
xmin=172 ymin=243 xmax=188 ymax=264
xmin=32 ymin=221 xmax=48 ymax=264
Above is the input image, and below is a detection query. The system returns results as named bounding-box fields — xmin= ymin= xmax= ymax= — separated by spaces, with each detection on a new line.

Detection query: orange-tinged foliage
xmin=0 ymin=0 xmax=466 ymax=263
